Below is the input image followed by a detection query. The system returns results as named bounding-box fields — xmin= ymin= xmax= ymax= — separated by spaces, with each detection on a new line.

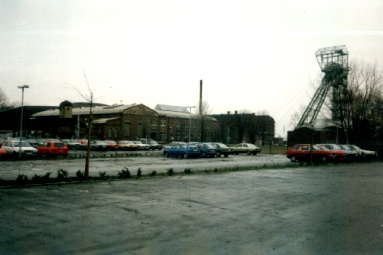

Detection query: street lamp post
xmin=187 ymin=106 xmax=195 ymax=143
xmin=18 ymin=85 xmax=29 ymax=158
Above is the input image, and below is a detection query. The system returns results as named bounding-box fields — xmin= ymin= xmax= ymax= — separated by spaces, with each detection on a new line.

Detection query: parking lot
xmin=0 ymin=153 xmax=289 ymax=181
xmin=1 ymin=161 xmax=383 ymax=254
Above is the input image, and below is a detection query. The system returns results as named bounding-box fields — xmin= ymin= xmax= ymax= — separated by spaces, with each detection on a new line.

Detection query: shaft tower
xmin=296 ymin=45 xmax=349 ymax=129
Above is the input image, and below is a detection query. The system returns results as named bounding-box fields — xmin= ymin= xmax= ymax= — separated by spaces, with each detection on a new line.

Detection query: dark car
xmin=163 ymin=144 xmax=200 ymax=158
xmin=212 ymin=143 xmax=232 ymax=157
xmin=197 ymin=143 xmax=217 ymax=158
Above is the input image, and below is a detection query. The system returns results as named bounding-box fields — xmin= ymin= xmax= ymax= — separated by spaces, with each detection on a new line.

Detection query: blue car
xmin=163 ymin=144 xmax=200 ymax=158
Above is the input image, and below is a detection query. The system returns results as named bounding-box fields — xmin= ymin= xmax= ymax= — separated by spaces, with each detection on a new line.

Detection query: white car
xmin=2 ymin=139 xmax=38 ymax=159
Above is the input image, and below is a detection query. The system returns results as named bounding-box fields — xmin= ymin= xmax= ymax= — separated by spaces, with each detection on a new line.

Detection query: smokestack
xmin=199 ymin=79 xmax=203 ymax=115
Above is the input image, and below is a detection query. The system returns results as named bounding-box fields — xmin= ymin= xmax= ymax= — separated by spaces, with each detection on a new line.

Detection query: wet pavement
xmin=1 ymin=161 xmax=383 ymax=254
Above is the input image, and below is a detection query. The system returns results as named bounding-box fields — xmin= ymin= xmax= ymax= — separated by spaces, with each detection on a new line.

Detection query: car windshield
xmin=54 ymin=143 xmax=65 ymax=148
xmin=314 ymin=145 xmax=327 ymax=150
xmin=14 ymin=141 xmax=31 ymax=147
xmin=339 ymin=145 xmax=351 ymax=150
xmin=204 ymin=144 xmax=215 ymax=149
xmin=349 ymin=145 xmax=361 ymax=150
xmin=215 ymin=143 xmax=227 ymax=148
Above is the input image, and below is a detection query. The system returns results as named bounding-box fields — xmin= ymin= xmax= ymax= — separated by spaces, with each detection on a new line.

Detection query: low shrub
xmin=184 ymin=168 xmax=192 ymax=174
xmin=150 ymin=170 xmax=157 ymax=176
xmin=136 ymin=168 xmax=142 ymax=178
xmin=57 ymin=169 xmax=69 ymax=181
xmin=118 ymin=167 xmax=131 ymax=178
xmin=15 ymin=174 xmax=28 ymax=185
xmin=76 ymin=170 xmax=86 ymax=181
xmin=32 ymin=172 xmax=51 ymax=183
xmin=167 ymin=168 xmax=174 ymax=176
xmin=99 ymin=171 xmax=108 ymax=180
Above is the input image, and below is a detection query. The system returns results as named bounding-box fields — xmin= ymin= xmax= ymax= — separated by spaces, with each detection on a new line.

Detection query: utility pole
xmin=84 ymin=92 xmax=93 ymax=179
xmin=18 ymin=85 xmax=29 ymax=159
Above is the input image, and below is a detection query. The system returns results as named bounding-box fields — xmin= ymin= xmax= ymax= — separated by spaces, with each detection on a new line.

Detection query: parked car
xmin=37 ymin=141 xmax=68 ymax=157
xmin=105 ymin=140 xmax=117 ymax=150
xmin=26 ymin=138 xmax=44 ymax=148
xmin=116 ymin=140 xmax=138 ymax=151
xmin=64 ymin=139 xmax=82 ymax=150
xmin=1 ymin=139 xmax=38 ymax=159
xmin=89 ymin=140 xmax=109 ymax=151
xmin=287 ymin=144 xmax=328 ymax=162
xmin=212 ymin=143 xmax=232 ymax=157
xmin=315 ymin=144 xmax=348 ymax=162
xmin=0 ymin=147 xmax=7 ymax=158
xmin=347 ymin=144 xmax=377 ymax=159
xmin=163 ymin=144 xmax=200 ymax=158
xmin=318 ymin=143 xmax=356 ymax=161
xmin=197 ymin=143 xmax=217 ymax=158
xmin=134 ymin=141 xmax=151 ymax=150
xmin=140 ymin=138 xmax=163 ymax=150
xmin=163 ymin=141 xmax=187 ymax=149
xmin=338 ymin=144 xmax=359 ymax=161
xmin=231 ymin=143 xmax=261 ymax=155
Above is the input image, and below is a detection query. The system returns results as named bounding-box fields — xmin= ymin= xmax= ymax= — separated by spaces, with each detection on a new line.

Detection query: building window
xmin=160 ymin=132 xmax=166 ymax=139
xmin=114 ymin=128 xmax=118 ymax=138
xmin=176 ymin=130 xmax=181 ymax=139
xmin=182 ymin=122 xmax=187 ymax=127
xmin=160 ymin=120 xmax=166 ymax=127
xmin=124 ymin=120 xmax=131 ymax=137
xmin=108 ymin=128 xmax=112 ymax=138
xmin=169 ymin=127 xmax=173 ymax=134
xmin=176 ymin=121 xmax=180 ymax=127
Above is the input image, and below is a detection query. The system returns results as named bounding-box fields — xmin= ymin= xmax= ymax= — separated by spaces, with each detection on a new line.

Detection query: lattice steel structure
xmin=296 ymin=45 xmax=349 ymax=129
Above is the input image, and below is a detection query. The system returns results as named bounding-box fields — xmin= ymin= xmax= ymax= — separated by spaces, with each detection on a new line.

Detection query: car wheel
xmin=183 ymin=153 xmax=188 ymax=159
xmin=216 ymin=153 xmax=221 ymax=157
xmin=321 ymin=156 xmax=327 ymax=163
xmin=246 ymin=151 xmax=251 ymax=155
xmin=166 ymin=152 xmax=170 ymax=158
xmin=290 ymin=156 xmax=297 ymax=162
xmin=224 ymin=154 xmax=229 ymax=158
xmin=201 ymin=152 xmax=206 ymax=158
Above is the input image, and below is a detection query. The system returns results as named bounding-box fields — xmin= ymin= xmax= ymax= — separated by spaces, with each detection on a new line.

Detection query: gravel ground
xmin=1 ymin=162 xmax=383 ymax=254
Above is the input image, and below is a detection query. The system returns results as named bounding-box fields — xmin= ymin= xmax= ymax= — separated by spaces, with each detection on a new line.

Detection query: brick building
xmin=210 ymin=112 xmax=275 ymax=146
xmin=30 ymin=101 xmax=219 ymax=144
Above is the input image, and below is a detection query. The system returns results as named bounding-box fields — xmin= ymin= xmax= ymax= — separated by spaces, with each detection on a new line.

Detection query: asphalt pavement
xmin=1 ymin=161 xmax=383 ymax=254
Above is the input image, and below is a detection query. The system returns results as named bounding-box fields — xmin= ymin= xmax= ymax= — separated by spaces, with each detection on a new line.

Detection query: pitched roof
xmin=154 ymin=104 xmax=190 ymax=113
xmin=32 ymin=104 xmax=138 ymax=117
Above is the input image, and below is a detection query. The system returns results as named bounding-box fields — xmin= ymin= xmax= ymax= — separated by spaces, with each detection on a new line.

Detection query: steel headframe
xmin=296 ymin=45 xmax=349 ymax=129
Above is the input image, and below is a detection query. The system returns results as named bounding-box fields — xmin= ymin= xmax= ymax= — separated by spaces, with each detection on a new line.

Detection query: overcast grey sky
xmin=1 ymin=0 xmax=383 ymax=138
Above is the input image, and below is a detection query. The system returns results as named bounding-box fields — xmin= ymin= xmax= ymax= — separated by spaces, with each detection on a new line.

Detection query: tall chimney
xmin=199 ymin=79 xmax=203 ymax=115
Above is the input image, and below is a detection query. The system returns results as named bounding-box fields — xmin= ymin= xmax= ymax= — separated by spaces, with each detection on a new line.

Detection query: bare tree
xmin=0 ymin=88 xmax=10 ymax=111
xmin=346 ymin=61 xmax=383 ymax=144
xmin=73 ymin=71 xmax=94 ymax=179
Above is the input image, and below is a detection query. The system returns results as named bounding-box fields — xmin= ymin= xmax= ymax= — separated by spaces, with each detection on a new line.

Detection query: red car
xmin=286 ymin=144 xmax=346 ymax=163
xmin=0 ymin=147 xmax=6 ymax=158
xmin=37 ymin=141 xmax=69 ymax=157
